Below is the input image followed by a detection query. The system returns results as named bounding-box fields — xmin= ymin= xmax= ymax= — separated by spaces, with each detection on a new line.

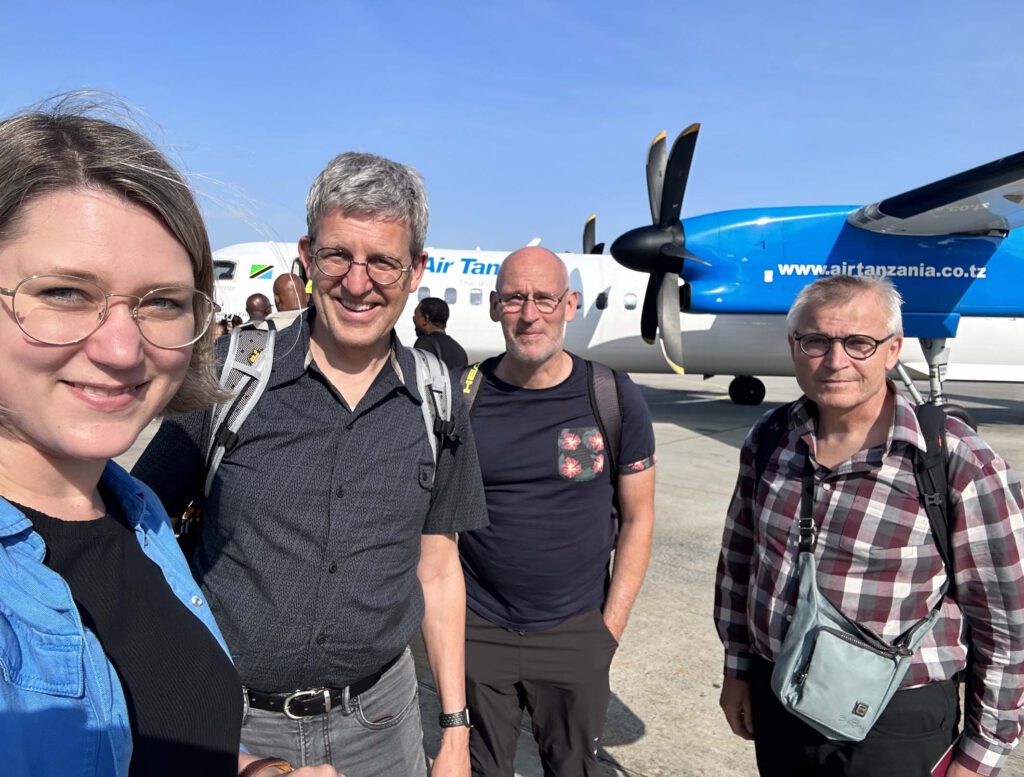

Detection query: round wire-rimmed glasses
xmin=311 ymin=246 xmax=413 ymax=286
xmin=0 ymin=274 xmax=219 ymax=349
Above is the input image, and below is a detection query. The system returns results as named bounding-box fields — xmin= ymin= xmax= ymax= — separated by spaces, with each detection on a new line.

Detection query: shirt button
xmin=316 ymin=633 xmax=327 ymax=645
xmin=335 ymin=486 xmax=345 ymax=498
xmin=191 ymin=595 xmax=203 ymax=607
xmin=329 ymin=562 xmax=338 ymax=574
xmin=822 ymin=483 xmax=832 ymax=491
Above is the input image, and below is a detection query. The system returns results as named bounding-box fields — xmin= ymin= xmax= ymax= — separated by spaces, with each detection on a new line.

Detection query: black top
xmin=415 ymin=330 xmax=469 ymax=370
xmin=20 ymin=496 xmax=241 ymax=777
xmin=457 ymin=354 xmax=656 ymax=630
xmin=132 ymin=310 xmax=489 ymax=690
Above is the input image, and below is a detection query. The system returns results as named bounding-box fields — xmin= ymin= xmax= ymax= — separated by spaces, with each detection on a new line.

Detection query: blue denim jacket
xmin=0 ymin=461 xmax=233 ymax=777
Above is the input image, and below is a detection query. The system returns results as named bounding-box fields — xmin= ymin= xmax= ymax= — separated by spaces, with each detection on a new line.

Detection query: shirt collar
xmin=274 ymin=306 xmax=424 ymax=403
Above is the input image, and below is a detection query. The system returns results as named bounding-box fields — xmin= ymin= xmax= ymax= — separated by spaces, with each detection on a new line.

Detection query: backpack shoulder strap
xmin=413 ymin=348 xmax=454 ymax=481
xmin=586 ymin=360 xmax=623 ymax=477
xmin=914 ymin=402 xmax=952 ymax=577
xmin=461 ymin=356 xmax=500 ymax=416
xmin=754 ymin=402 xmax=795 ymax=486
xmin=204 ymin=321 xmax=276 ymax=497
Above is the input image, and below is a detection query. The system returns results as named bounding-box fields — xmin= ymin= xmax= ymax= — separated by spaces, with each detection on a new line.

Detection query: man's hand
xmin=719 ymin=676 xmax=754 ymax=740
xmin=602 ymin=612 xmax=624 ymax=643
xmin=430 ymin=726 xmax=470 ymax=776
xmin=238 ymin=753 xmax=341 ymax=776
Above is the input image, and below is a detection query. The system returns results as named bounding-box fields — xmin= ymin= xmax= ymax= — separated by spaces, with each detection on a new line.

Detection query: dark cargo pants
xmin=465 ymin=607 xmax=619 ymax=777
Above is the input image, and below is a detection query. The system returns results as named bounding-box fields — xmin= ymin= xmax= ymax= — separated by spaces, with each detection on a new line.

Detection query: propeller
xmin=610 ymin=124 xmax=704 ymax=365
xmin=582 ymin=214 xmax=605 ymax=254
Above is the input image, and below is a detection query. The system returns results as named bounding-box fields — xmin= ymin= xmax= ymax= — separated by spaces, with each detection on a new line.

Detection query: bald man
xmin=245 ymin=292 xmax=272 ymax=323
xmin=270 ymin=273 xmax=310 ymax=327
xmin=457 ymin=247 xmax=657 ymax=776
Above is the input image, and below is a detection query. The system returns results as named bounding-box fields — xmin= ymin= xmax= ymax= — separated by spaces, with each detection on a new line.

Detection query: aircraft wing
xmin=848 ymin=149 xmax=1024 ymax=236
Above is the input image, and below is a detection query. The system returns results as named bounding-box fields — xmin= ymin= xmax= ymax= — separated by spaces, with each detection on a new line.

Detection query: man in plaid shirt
xmin=714 ymin=274 xmax=1024 ymax=776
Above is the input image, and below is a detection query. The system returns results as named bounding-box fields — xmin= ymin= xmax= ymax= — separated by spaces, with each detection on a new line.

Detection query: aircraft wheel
xmin=942 ymin=404 xmax=977 ymax=431
xmin=729 ymin=376 xmax=766 ymax=406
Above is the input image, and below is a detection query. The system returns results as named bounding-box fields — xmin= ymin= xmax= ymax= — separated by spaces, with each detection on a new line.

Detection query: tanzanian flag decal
xmin=249 ymin=264 xmax=273 ymax=280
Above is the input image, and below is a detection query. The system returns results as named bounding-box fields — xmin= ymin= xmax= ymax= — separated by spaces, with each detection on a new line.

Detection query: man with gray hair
xmin=714 ymin=274 xmax=1024 ymax=776
xmin=135 ymin=151 xmax=488 ymax=776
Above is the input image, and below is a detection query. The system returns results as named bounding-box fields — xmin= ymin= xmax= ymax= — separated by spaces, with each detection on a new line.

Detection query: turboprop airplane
xmin=211 ymin=132 xmax=1024 ymax=418
xmin=608 ymin=124 xmax=1024 ymax=421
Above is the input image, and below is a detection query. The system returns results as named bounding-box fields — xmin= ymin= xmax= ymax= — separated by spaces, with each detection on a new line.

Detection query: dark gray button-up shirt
xmin=133 ymin=311 xmax=488 ymax=690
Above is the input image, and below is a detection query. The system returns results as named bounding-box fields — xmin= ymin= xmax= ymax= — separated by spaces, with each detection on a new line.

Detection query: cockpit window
xmin=214 ymin=260 xmax=236 ymax=281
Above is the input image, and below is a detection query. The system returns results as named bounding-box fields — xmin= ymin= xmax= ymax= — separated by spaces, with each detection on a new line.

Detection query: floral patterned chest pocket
xmin=558 ymin=427 xmax=605 ymax=482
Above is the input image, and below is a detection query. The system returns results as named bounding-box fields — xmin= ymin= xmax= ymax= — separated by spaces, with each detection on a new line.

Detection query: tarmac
xmin=121 ymin=372 xmax=1024 ymax=776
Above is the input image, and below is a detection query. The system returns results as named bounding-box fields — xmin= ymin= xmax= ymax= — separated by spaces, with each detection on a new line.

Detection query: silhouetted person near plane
xmin=413 ymin=297 xmax=468 ymax=369
xmin=271 ymin=272 xmax=309 ymax=327
xmin=245 ymin=292 xmax=272 ymax=323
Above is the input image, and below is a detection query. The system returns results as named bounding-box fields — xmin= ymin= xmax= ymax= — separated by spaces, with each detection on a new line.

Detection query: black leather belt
xmin=245 ymin=654 xmax=401 ymax=719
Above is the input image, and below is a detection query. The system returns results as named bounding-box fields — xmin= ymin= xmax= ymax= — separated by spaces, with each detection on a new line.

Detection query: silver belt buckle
xmin=282 ymin=687 xmax=331 ymax=720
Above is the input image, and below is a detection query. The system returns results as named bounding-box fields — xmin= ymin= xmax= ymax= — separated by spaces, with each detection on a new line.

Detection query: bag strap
xmin=754 ymin=402 xmax=796 ymax=487
xmin=412 ymin=348 xmax=455 ymax=483
xmin=204 ymin=321 xmax=276 ymax=498
xmin=460 ymin=357 xmax=499 ymax=415
xmin=913 ymin=402 xmax=952 ymax=579
xmin=586 ymin=360 xmax=623 ymax=478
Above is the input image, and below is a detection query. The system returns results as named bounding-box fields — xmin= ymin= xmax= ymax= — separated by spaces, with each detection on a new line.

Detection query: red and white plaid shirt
xmin=715 ymin=387 xmax=1024 ymax=776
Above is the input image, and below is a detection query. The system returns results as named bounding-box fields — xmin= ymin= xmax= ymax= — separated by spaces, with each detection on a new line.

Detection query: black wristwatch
xmin=438 ymin=707 xmax=472 ymax=728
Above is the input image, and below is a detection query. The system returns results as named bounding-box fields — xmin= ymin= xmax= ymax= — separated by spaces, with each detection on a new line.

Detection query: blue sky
xmin=3 ymin=2 xmax=1023 ymax=254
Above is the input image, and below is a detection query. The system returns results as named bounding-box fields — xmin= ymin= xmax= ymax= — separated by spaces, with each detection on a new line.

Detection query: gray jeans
xmin=241 ymin=648 xmax=428 ymax=777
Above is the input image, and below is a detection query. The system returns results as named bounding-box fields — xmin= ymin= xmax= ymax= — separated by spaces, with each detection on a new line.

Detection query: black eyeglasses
xmin=496 ymin=288 xmax=571 ymax=314
xmin=793 ymin=332 xmax=895 ymax=360
xmin=311 ymin=246 xmax=413 ymax=286
xmin=0 ymin=274 xmax=218 ymax=348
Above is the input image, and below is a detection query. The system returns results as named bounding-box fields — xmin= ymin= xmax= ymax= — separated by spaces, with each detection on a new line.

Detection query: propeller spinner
xmin=610 ymin=124 xmax=703 ymax=368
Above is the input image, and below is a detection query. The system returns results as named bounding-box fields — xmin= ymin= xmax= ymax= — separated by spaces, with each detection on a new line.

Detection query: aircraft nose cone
xmin=610 ymin=225 xmax=680 ymax=275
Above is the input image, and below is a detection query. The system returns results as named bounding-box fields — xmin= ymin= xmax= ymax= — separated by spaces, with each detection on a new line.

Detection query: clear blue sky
xmin=3 ymin=2 xmax=1022 ymax=254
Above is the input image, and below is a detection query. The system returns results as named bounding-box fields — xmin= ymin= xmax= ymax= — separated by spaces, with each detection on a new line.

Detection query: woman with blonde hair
xmin=0 ymin=97 xmax=337 ymax=777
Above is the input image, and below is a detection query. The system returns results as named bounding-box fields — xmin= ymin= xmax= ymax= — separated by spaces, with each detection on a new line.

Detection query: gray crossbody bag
xmin=770 ymin=448 xmax=944 ymax=741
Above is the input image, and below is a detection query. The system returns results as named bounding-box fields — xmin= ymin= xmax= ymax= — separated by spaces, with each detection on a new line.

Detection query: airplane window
xmin=470 ymin=289 xmax=483 ymax=305
xmin=596 ymin=292 xmax=608 ymax=310
xmin=418 ymin=287 xmax=431 ymax=301
xmin=213 ymin=260 xmax=235 ymax=281
xmin=624 ymin=293 xmax=638 ymax=310
xmin=445 ymin=288 xmax=457 ymax=305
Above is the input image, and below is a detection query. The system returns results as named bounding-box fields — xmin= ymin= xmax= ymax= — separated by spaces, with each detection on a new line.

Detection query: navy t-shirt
xmin=459 ymin=353 xmax=656 ymax=630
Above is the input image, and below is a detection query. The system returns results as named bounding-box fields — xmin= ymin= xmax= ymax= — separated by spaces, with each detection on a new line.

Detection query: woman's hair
xmin=0 ymin=94 xmax=222 ymax=414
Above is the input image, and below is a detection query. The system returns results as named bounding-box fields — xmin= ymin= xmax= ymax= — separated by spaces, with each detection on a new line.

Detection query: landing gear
xmin=729 ymin=375 xmax=766 ymax=406
xmin=894 ymin=338 xmax=977 ymax=430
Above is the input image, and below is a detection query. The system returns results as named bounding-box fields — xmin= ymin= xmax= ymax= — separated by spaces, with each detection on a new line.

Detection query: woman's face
xmin=0 ymin=188 xmax=194 ymax=463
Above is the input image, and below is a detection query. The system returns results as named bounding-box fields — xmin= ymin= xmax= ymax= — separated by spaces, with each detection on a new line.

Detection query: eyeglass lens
xmin=11 ymin=275 xmax=213 ymax=348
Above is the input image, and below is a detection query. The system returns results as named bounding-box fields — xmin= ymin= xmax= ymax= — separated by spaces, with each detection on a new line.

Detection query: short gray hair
xmin=0 ymin=93 xmax=223 ymax=415
xmin=786 ymin=274 xmax=904 ymax=337
xmin=305 ymin=151 xmax=429 ymax=259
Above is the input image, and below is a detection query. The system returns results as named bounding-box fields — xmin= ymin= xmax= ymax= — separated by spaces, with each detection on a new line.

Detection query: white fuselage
xmin=212 ymin=242 xmax=1024 ymax=384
